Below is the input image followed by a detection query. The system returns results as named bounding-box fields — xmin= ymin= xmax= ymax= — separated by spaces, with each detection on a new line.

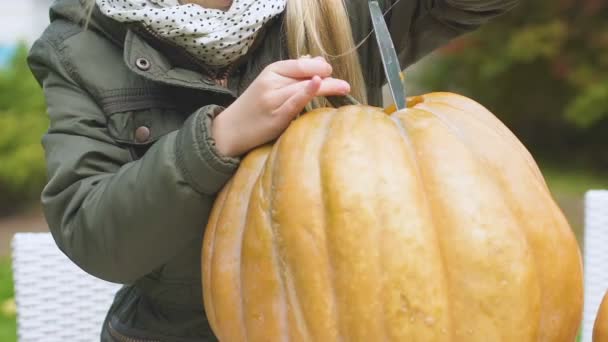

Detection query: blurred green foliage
xmin=0 ymin=258 xmax=16 ymax=342
xmin=0 ymin=43 xmax=48 ymax=212
xmin=409 ymin=0 xmax=608 ymax=170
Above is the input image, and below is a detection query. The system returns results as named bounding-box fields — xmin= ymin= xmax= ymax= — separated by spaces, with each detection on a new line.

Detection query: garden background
xmin=1 ymin=0 xmax=607 ymax=340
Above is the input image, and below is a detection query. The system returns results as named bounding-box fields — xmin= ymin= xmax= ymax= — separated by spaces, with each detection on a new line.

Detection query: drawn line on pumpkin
xmin=240 ymin=150 xmax=273 ymax=340
xmin=273 ymin=121 xmax=317 ymax=341
xmin=390 ymin=112 xmax=455 ymax=337
xmin=319 ymin=109 xmax=345 ymax=340
xmin=263 ymin=143 xmax=297 ymax=341
xmin=368 ymin=107 xmax=398 ymax=341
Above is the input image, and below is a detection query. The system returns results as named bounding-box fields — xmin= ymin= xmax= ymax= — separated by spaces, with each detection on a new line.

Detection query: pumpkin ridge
xmin=239 ymin=152 xmax=272 ymax=340
xmin=444 ymin=103 xmax=545 ymax=340
xmin=364 ymin=107 xmax=395 ymax=341
xmin=207 ymin=148 xmax=271 ymax=341
xmin=410 ymin=102 xmax=584 ymax=340
xmin=419 ymin=94 xmax=546 ymax=186
xmin=531 ymin=188 xmax=583 ymax=339
xmin=253 ymin=145 xmax=290 ymax=341
xmin=228 ymin=152 xmax=269 ymax=336
xmin=365 ymin=107 xmax=396 ymax=340
xmin=202 ymin=178 xmax=232 ymax=335
xmin=269 ymin=137 xmax=313 ymax=341
xmin=317 ymin=110 xmax=342 ymax=341
xmin=404 ymin=108 xmax=527 ymax=340
xmin=409 ymin=104 xmax=541 ymax=339
xmin=373 ymin=108 xmax=391 ymax=342
xmin=390 ymin=113 xmax=454 ymax=340
xmin=454 ymin=115 xmax=540 ymax=338
xmin=321 ymin=106 xmax=389 ymax=340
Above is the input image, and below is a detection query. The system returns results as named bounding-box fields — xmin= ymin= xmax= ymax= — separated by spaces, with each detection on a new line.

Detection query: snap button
xmin=201 ymin=76 xmax=215 ymax=85
xmin=135 ymin=57 xmax=151 ymax=71
xmin=134 ymin=126 xmax=151 ymax=143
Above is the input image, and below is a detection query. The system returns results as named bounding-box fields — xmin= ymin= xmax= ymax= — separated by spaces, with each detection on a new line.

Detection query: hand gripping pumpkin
xmin=595 ymin=291 xmax=608 ymax=342
xmin=202 ymin=93 xmax=583 ymax=341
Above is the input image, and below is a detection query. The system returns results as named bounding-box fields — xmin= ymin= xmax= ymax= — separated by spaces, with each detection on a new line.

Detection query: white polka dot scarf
xmin=96 ymin=0 xmax=286 ymax=67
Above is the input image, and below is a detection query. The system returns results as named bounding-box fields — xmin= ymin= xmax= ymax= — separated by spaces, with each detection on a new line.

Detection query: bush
xmin=409 ymin=0 xmax=608 ymax=170
xmin=0 ymin=44 xmax=48 ymax=212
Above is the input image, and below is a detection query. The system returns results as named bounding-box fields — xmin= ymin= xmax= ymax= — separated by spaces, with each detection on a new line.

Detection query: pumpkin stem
xmin=384 ymin=96 xmax=424 ymax=114
xmin=326 ymin=94 xmax=360 ymax=108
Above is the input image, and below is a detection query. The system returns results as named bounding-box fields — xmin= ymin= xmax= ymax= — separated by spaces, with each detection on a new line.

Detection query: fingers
xmin=268 ymin=56 xmax=333 ymax=79
xmin=267 ymin=77 xmax=351 ymax=108
xmin=316 ymin=77 xmax=351 ymax=97
xmin=272 ymin=76 xmax=322 ymax=119
xmin=263 ymin=56 xmax=351 ymax=120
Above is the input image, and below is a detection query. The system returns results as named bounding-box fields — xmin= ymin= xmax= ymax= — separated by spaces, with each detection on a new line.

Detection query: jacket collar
xmin=50 ymin=0 xmax=244 ymax=94
xmin=123 ymin=28 xmax=237 ymax=95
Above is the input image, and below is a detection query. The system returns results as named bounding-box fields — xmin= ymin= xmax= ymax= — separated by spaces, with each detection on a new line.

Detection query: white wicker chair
xmin=11 ymin=233 xmax=121 ymax=342
xmin=583 ymin=190 xmax=608 ymax=342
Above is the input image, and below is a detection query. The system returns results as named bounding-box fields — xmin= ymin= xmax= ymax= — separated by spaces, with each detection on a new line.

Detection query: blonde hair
xmin=285 ymin=0 xmax=367 ymax=106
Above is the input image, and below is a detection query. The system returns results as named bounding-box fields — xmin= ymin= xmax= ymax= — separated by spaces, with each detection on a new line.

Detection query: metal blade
xmin=368 ymin=0 xmax=406 ymax=110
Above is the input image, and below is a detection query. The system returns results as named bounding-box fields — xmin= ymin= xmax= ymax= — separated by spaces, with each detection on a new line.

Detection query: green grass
xmin=0 ymin=257 xmax=16 ymax=342
xmin=540 ymin=162 xmax=608 ymax=247
xmin=541 ymin=163 xmax=608 ymax=196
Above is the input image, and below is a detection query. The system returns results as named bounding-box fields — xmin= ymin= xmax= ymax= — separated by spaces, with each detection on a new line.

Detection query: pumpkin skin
xmin=202 ymin=92 xmax=583 ymax=342
xmin=595 ymin=291 xmax=608 ymax=342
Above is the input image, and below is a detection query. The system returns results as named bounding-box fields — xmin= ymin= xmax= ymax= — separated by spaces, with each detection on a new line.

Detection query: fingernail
xmin=342 ymin=82 xmax=351 ymax=94
xmin=301 ymin=58 xmax=331 ymax=73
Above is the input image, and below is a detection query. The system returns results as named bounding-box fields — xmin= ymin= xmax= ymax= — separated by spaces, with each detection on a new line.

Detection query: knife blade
xmin=368 ymin=0 xmax=407 ymax=110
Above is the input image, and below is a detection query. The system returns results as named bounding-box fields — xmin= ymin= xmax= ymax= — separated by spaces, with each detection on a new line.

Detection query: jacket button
xmin=135 ymin=57 xmax=151 ymax=71
xmin=134 ymin=126 xmax=151 ymax=143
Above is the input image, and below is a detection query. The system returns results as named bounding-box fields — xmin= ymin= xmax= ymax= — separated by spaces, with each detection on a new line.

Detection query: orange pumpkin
xmin=202 ymin=93 xmax=583 ymax=341
xmin=595 ymin=291 xmax=608 ymax=342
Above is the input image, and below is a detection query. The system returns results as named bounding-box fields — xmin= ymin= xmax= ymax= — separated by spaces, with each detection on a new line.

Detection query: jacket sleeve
xmin=28 ymin=37 xmax=239 ymax=284
xmin=388 ymin=0 xmax=519 ymax=67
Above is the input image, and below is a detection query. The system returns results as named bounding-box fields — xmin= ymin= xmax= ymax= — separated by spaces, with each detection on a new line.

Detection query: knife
xmin=368 ymin=0 xmax=407 ymax=110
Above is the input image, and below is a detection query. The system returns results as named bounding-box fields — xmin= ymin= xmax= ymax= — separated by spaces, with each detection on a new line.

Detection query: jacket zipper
xmin=136 ymin=25 xmax=235 ymax=88
xmin=108 ymin=321 xmax=162 ymax=342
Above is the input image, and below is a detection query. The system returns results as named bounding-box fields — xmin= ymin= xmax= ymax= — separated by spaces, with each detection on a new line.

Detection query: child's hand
xmin=211 ymin=56 xmax=351 ymax=157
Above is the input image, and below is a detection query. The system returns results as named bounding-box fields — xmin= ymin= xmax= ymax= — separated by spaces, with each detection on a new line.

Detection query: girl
xmin=28 ymin=0 xmax=517 ymax=340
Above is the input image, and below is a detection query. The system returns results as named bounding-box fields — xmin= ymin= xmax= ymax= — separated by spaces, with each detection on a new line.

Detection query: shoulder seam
xmin=43 ymin=20 xmax=89 ymax=88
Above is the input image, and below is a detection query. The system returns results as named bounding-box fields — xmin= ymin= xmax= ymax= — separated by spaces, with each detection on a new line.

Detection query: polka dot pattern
xmin=96 ymin=0 xmax=286 ymax=67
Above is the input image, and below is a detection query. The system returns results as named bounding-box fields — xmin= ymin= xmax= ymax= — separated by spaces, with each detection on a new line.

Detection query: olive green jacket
xmin=27 ymin=0 xmax=517 ymax=340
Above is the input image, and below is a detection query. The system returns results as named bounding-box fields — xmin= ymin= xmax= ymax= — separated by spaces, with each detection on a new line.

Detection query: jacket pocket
xmin=106 ymin=319 xmax=162 ymax=342
xmin=104 ymin=317 xmax=210 ymax=342
xmin=106 ymin=106 xmax=186 ymax=160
